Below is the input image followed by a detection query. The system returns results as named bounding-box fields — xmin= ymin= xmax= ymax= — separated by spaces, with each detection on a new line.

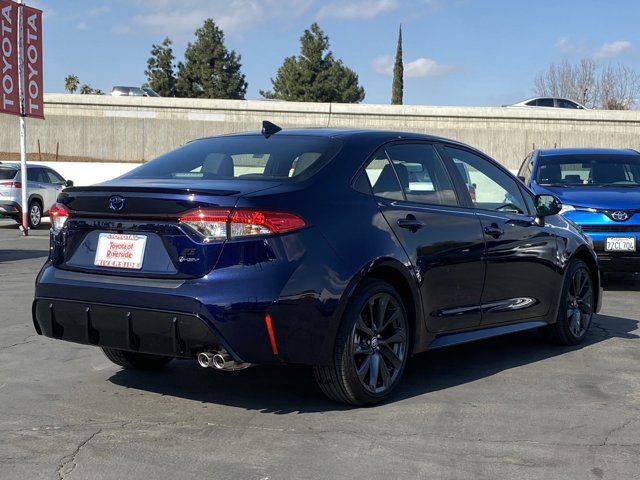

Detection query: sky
xmin=37 ymin=0 xmax=640 ymax=106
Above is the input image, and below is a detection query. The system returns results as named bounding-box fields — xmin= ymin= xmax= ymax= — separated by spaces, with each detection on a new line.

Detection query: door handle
xmin=484 ymin=224 xmax=505 ymax=238
xmin=397 ymin=215 xmax=424 ymax=232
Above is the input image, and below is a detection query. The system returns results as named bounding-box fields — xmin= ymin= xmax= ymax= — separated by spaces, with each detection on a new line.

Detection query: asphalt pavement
xmin=0 ymin=218 xmax=638 ymax=480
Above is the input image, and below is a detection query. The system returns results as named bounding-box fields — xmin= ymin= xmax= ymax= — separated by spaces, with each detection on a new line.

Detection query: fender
xmin=332 ymin=256 xmax=426 ymax=356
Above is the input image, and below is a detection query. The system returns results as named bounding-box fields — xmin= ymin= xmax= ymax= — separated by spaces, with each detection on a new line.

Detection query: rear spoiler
xmin=63 ymin=186 xmax=240 ymax=196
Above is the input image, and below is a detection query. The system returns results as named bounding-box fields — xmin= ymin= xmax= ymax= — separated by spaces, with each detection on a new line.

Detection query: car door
xmin=364 ymin=142 xmax=486 ymax=333
xmin=26 ymin=167 xmax=47 ymax=208
xmin=42 ymin=168 xmax=66 ymax=211
xmin=442 ymin=146 xmax=559 ymax=326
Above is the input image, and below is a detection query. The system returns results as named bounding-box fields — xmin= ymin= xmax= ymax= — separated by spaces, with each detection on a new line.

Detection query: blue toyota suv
xmin=519 ymin=148 xmax=640 ymax=272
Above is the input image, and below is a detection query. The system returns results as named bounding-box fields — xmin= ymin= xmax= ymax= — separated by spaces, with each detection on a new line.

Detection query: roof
xmin=538 ymin=148 xmax=639 ymax=156
xmin=200 ymin=127 xmax=455 ymax=144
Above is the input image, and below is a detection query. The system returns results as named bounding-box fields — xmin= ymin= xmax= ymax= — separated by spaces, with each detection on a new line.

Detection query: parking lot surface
xmin=0 ymin=218 xmax=639 ymax=480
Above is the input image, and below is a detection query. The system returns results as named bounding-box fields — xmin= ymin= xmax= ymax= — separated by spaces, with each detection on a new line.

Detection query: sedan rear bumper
xmin=32 ymin=298 xmax=238 ymax=360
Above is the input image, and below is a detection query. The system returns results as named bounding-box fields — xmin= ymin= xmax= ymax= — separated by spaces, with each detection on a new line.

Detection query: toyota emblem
xmin=108 ymin=195 xmax=125 ymax=212
xmin=610 ymin=211 xmax=629 ymax=222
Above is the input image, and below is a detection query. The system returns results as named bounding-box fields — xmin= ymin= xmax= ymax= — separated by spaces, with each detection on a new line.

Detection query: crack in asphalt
xmin=0 ymin=334 xmax=39 ymax=351
xmin=601 ymin=417 xmax=636 ymax=446
xmin=56 ymin=428 xmax=102 ymax=480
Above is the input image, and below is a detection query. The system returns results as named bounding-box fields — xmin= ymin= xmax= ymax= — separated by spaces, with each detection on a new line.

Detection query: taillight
xmin=178 ymin=208 xmax=306 ymax=241
xmin=0 ymin=181 xmax=22 ymax=188
xmin=49 ymin=203 xmax=69 ymax=233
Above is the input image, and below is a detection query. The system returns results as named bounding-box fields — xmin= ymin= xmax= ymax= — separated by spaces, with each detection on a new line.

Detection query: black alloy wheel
xmin=314 ymin=279 xmax=409 ymax=405
xmin=542 ymin=259 xmax=594 ymax=345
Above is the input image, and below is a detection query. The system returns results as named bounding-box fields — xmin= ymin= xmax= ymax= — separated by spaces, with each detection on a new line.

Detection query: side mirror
xmin=535 ymin=194 xmax=561 ymax=217
xmin=517 ymin=175 xmax=526 ymax=183
xmin=64 ymin=180 xmax=74 ymax=187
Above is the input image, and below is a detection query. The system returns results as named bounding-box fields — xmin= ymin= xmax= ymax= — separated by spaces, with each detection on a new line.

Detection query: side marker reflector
xmin=264 ymin=313 xmax=278 ymax=355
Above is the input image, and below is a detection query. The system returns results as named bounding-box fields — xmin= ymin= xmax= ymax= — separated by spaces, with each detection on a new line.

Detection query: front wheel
xmin=314 ymin=279 xmax=409 ymax=405
xmin=101 ymin=347 xmax=173 ymax=370
xmin=542 ymin=260 xmax=594 ymax=345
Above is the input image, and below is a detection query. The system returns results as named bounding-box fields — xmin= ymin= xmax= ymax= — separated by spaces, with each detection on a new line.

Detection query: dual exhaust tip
xmin=197 ymin=350 xmax=250 ymax=371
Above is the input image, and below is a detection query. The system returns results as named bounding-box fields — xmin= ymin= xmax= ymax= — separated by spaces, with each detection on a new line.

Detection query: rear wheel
xmin=28 ymin=200 xmax=42 ymax=229
xmin=101 ymin=347 xmax=173 ymax=370
xmin=314 ymin=279 xmax=409 ymax=405
xmin=542 ymin=260 xmax=594 ymax=345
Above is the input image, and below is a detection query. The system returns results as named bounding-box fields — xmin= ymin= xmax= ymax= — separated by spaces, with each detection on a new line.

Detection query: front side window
xmin=385 ymin=143 xmax=458 ymax=206
xmin=445 ymin=147 xmax=528 ymax=215
xmin=518 ymin=153 xmax=533 ymax=184
xmin=557 ymin=99 xmax=580 ymax=109
xmin=535 ymin=154 xmax=640 ymax=186
xmin=123 ymin=135 xmax=342 ymax=182
xmin=45 ymin=169 xmax=65 ymax=184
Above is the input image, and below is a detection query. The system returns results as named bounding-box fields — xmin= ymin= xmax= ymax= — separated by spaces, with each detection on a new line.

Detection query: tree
xmin=534 ymin=59 xmax=639 ymax=110
xmin=145 ymin=37 xmax=176 ymax=97
xmin=391 ymin=25 xmax=403 ymax=105
xmin=260 ymin=23 xmax=365 ymax=103
xmin=599 ymin=63 xmax=640 ymax=110
xmin=175 ymin=19 xmax=247 ymax=99
xmin=64 ymin=74 xmax=80 ymax=94
xmin=78 ymin=84 xmax=102 ymax=95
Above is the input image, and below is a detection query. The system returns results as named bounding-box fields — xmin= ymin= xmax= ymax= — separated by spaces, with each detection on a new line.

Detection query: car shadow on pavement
xmin=108 ymin=313 xmax=638 ymax=413
xmin=0 ymin=249 xmax=49 ymax=262
xmin=603 ymin=273 xmax=640 ymax=292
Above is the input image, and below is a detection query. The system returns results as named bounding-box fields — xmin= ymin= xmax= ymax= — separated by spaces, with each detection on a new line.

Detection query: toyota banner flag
xmin=0 ymin=0 xmax=20 ymax=116
xmin=0 ymin=0 xmax=43 ymax=119
xmin=21 ymin=4 xmax=43 ymax=119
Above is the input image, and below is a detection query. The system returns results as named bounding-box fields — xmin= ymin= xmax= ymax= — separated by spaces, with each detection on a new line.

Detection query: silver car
xmin=0 ymin=163 xmax=73 ymax=228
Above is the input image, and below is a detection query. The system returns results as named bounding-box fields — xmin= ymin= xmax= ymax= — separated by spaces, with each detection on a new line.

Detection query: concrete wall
xmin=1 ymin=94 xmax=639 ymax=170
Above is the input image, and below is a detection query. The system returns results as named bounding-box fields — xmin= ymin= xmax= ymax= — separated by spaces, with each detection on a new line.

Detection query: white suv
xmin=0 ymin=163 xmax=72 ymax=228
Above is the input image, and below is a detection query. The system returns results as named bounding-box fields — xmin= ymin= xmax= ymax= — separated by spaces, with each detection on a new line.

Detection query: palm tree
xmin=79 ymin=84 xmax=93 ymax=95
xmin=64 ymin=74 xmax=80 ymax=94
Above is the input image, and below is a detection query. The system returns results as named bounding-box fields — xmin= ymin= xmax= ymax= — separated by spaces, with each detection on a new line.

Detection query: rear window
xmin=123 ymin=135 xmax=342 ymax=182
xmin=0 ymin=167 xmax=17 ymax=180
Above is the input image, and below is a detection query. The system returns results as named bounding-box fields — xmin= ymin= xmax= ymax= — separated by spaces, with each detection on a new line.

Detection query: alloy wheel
xmin=567 ymin=267 xmax=593 ymax=337
xmin=30 ymin=204 xmax=41 ymax=227
xmin=352 ymin=292 xmax=407 ymax=394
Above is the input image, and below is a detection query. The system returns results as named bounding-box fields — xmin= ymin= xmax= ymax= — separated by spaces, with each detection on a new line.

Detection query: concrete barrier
xmin=0 ymin=94 xmax=639 ymax=170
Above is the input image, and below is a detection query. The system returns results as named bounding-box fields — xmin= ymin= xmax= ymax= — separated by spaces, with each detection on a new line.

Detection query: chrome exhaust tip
xmin=197 ymin=350 xmax=252 ymax=371
xmin=212 ymin=353 xmax=231 ymax=369
xmin=197 ymin=351 xmax=215 ymax=368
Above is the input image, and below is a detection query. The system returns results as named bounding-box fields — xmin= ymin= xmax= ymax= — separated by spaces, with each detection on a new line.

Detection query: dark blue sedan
xmin=519 ymin=148 xmax=640 ymax=272
xmin=33 ymin=127 xmax=601 ymax=405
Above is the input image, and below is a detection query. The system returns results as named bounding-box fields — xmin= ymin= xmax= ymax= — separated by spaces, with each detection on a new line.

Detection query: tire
xmin=542 ymin=260 xmax=594 ymax=345
xmin=314 ymin=279 xmax=410 ymax=406
xmin=27 ymin=200 xmax=42 ymax=229
xmin=101 ymin=347 xmax=173 ymax=370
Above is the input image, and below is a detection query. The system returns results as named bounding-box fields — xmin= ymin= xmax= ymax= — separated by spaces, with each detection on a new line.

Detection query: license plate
xmin=605 ymin=237 xmax=636 ymax=252
xmin=94 ymin=233 xmax=147 ymax=269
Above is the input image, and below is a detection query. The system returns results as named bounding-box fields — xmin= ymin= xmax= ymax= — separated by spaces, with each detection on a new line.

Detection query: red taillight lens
xmin=178 ymin=208 xmax=305 ymax=241
xmin=50 ymin=203 xmax=69 ymax=233
xmin=230 ymin=210 xmax=306 ymax=237
xmin=178 ymin=208 xmax=230 ymax=240
xmin=0 ymin=181 xmax=22 ymax=188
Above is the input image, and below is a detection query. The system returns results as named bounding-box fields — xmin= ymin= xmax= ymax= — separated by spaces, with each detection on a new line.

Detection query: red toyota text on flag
xmin=22 ymin=4 xmax=42 ymax=119
xmin=0 ymin=0 xmax=19 ymax=116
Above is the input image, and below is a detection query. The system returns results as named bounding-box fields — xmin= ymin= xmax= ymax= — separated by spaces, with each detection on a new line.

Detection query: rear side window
xmin=123 ymin=135 xmax=342 ymax=182
xmin=385 ymin=143 xmax=458 ymax=206
xmin=0 ymin=167 xmax=17 ymax=180
xmin=536 ymin=98 xmax=554 ymax=107
xmin=365 ymin=151 xmax=404 ymax=201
